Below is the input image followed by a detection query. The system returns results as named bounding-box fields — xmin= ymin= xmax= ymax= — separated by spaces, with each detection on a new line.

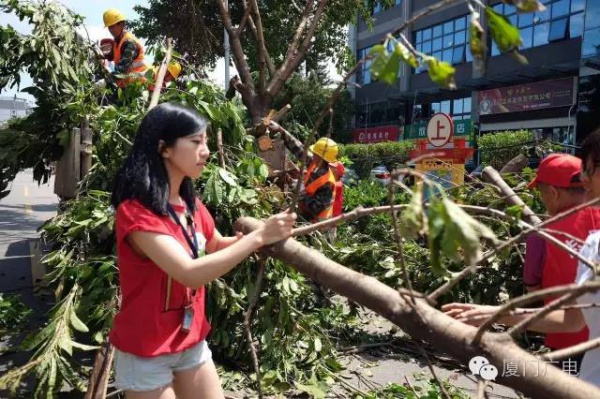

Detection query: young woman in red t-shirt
xmin=110 ymin=102 xmax=296 ymax=399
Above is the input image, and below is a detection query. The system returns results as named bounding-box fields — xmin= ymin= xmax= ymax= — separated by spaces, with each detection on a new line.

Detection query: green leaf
xmin=314 ymin=337 xmax=322 ymax=352
xmin=47 ymin=357 xmax=57 ymax=396
xmin=69 ymin=310 xmax=88 ymax=333
xmin=218 ymin=168 xmax=238 ymax=186
xmin=369 ymin=44 xmax=400 ymax=85
xmin=424 ymin=56 xmax=456 ymax=89
xmin=71 ymin=341 xmax=99 ymax=351
xmin=394 ymin=41 xmax=418 ymax=68
xmin=20 ymin=321 xmax=56 ymax=350
xmin=258 ymin=164 xmax=269 ymax=179
xmin=485 ymin=7 xmax=522 ymax=53
xmin=401 ymin=182 xmax=426 ymax=238
xmin=505 ymin=205 xmax=524 ymax=219
xmin=58 ymin=333 xmax=73 ymax=356
xmin=295 ymin=382 xmax=326 ymax=399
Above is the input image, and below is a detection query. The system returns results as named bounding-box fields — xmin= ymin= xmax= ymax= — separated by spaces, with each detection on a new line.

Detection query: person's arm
xmin=128 ymin=210 xmax=296 ymax=288
xmin=441 ymin=303 xmax=586 ymax=333
xmin=205 ymin=230 xmax=243 ymax=253
xmin=113 ymin=40 xmax=138 ymax=75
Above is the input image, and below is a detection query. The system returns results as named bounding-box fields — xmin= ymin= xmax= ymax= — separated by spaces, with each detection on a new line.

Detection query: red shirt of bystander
xmin=109 ymin=198 xmax=214 ymax=357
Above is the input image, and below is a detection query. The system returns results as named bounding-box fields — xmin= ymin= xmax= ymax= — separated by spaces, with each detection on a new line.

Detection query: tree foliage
xmin=3 ymin=1 xmax=596 ymax=398
xmin=271 ymin=71 xmax=355 ymax=143
xmin=0 ymin=0 xmax=97 ymax=193
xmin=132 ymin=0 xmax=370 ymax=73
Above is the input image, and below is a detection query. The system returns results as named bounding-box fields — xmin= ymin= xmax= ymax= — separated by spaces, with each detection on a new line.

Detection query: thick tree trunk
xmin=234 ymin=217 xmax=600 ymax=399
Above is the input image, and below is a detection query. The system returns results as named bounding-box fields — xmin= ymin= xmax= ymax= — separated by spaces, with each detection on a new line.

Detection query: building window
xmin=357 ymin=39 xmax=404 ymax=85
xmin=371 ymin=0 xmax=402 ymax=14
xmin=548 ymin=17 xmax=568 ymax=42
xmin=358 ymin=46 xmax=373 ymax=85
xmin=490 ymin=0 xmax=584 ymax=56
xmin=426 ymin=97 xmax=472 ymax=120
xmin=414 ymin=15 xmax=469 ymax=72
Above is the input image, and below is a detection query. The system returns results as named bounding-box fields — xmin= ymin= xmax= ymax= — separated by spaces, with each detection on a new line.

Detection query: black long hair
xmin=581 ymin=126 xmax=600 ymax=172
xmin=111 ymin=102 xmax=208 ymax=215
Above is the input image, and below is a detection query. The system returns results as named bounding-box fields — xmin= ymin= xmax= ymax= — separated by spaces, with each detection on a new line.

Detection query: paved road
xmin=0 ymin=169 xmax=58 ymax=292
xmin=0 ymin=169 xmax=62 ymax=398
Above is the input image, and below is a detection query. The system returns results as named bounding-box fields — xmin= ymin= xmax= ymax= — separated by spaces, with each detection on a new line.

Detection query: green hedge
xmin=477 ymin=130 xmax=534 ymax=170
xmin=339 ymin=141 xmax=414 ymax=178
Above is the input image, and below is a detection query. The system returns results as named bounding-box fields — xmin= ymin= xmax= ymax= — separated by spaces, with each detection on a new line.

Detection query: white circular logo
xmin=479 ymin=364 xmax=499 ymax=381
xmin=427 ymin=113 xmax=454 ymax=147
xmin=469 ymin=356 xmax=489 ymax=375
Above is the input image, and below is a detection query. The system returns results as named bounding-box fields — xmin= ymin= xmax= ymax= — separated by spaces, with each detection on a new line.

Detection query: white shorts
xmin=114 ymin=340 xmax=212 ymax=392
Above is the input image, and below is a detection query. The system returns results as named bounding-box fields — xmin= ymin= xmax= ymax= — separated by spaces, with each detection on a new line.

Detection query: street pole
xmin=224 ymin=0 xmax=230 ymax=90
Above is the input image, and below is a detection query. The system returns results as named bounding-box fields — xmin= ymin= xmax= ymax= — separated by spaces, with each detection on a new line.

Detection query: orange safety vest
xmin=112 ymin=32 xmax=147 ymax=87
xmin=301 ymin=161 xmax=336 ymax=221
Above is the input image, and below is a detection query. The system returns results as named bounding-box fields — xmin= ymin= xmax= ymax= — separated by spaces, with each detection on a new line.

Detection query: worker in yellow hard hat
xmin=148 ymin=61 xmax=182 ymax=91
xmin=297 ymin=137 xmax=339 ymax=223
xmin=101 ymin=8 xmax=148 ymax=88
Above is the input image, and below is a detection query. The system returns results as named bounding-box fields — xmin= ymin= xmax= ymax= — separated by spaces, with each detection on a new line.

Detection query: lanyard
xmin=166 ymin=203 xmax=199 ymax=306
xmin=166 ymin=203 xmax=199 ymax=259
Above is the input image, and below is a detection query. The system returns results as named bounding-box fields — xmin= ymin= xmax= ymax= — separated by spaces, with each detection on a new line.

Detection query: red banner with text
xmin=352 ymin=125 xmax=400 ymax=144
xmin=479 ymin=77 xmax=574 ymax=115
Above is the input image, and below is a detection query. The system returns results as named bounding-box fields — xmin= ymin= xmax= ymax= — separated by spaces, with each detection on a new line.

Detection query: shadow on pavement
xmin=0 ymin=203 xmax=56 ymax=234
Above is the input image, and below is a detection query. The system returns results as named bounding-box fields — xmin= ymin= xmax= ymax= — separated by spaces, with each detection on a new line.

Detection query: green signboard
xmin=403 ymin=119 xmax=473 ymax=144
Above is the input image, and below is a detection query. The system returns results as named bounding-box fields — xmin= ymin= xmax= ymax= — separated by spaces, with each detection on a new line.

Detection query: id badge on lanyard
xmin=167 ymin=204 xmax=199 ymax=334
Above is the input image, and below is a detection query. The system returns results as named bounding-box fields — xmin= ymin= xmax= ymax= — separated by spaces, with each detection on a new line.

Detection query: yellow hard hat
xmin=310 ymin=138 xmax=338 ymax=163
xmin=103 ymin=9 xmax=126 ymax=27
xmin=167 ymin=62 xmax=182 ymax=79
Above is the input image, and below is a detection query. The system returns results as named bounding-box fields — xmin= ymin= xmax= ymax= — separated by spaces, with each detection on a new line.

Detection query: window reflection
xmin=428 ymin=97 xmax=472 ymax=119
xmin=533 ymin=22 xmax=550 ymax=47
xmin=414 ymin=14 xmax=471 ymax=72
xmin=585 ymin=0 xmax=600 ymax=30
xmin=488 ymin=0 xmax=583 ymax=56
xmin=552 ymin=0 xmax=569 ymax=18
xmin=548 ymin=17 xmax=568 ymax=42
xmin=583 ymin=28 xmax=600 ymax=58
xmin=570 ymin=13 xmax=583 ymax=38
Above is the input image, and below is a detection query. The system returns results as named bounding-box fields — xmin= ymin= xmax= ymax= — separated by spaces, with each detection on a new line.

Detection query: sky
xmin=0 ymin=0 xmax=237 ymax=103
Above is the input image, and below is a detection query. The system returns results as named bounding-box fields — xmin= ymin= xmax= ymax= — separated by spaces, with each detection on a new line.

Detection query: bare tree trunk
xmin=234 ymin=217 xmax=600 ymax=399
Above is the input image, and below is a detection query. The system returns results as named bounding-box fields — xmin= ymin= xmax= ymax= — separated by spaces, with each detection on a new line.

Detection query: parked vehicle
xmin=370 ymin=165 xmax=391 ymax=186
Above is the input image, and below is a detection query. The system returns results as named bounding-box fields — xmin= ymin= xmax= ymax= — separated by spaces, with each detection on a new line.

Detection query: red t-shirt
xmin=109 ymin=198 xmax=214 ymax=357
xmin=542 ymin=206 xmax=600 ymax=349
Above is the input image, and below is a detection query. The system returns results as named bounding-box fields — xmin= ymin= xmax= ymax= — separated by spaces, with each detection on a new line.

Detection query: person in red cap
xmin=444 ymin=153 xmax=600 ymax=376
xmin=523 ymin=154 xmax=589 ymax=292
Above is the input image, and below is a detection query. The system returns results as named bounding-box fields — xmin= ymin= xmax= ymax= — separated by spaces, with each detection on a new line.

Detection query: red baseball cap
xmin=528 ymin=153 xmax=583 ymax=189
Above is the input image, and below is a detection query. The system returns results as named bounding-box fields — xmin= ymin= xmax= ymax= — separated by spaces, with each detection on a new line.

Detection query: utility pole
xmin=224 ymin=0 xmax=230 ymax=90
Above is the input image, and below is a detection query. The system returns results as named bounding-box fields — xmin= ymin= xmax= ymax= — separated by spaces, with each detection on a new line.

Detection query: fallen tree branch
xmin=148 ymin=39 xmax=173 ymax=111
xmin=542 ymin=336 xmax=600 ymax=361
xmin=473 ymin=282 xmax=600 ymax=342
xmin=234 ymin=217 xmax=600 ymax=399
xmin=480 ymin=166 xmax=541 ymax=226
xmin=242 ymin=257 xmax=267 ymax=398
xmin=429 ymin=200 xmax=600 ymax=302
